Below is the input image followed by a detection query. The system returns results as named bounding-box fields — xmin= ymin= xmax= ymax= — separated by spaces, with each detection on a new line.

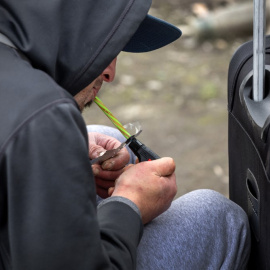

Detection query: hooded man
xmin=0 ymin=0 xmax=250 ymax=269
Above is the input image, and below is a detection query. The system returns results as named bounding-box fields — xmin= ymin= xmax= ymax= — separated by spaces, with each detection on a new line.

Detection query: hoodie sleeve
xmin=3 ymin=101 xmax=143 ymax=270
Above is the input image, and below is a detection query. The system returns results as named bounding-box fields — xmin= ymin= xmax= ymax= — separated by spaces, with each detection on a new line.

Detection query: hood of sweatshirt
xmin=0 ymin=0 xmax=154 ymax=96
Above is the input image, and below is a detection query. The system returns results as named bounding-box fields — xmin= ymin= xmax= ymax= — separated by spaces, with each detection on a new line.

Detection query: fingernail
xmin=102 ymin=161 xmax=114 ymax=170
xmin=92 ymin=167 xmax=99 ymax=175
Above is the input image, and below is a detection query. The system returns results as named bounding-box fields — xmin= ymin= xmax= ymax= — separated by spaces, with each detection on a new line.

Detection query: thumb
xmin=89 ymin=144 xmax=106 ymax=160
xmin=151 ymin=157 xmax=175 ymax=177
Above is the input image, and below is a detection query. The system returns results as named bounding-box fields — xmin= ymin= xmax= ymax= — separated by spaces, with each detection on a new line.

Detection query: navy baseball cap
xmin=123 ymin=14 xmax=182 ymax=53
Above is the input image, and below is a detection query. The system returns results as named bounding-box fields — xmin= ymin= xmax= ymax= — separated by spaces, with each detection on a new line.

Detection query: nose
xmin=102 ymin=58 xmax=117 ymax=82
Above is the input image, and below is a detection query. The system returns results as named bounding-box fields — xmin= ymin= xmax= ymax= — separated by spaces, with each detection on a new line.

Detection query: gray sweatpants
xmin=87 ymin=125 xmax=251 ymax=270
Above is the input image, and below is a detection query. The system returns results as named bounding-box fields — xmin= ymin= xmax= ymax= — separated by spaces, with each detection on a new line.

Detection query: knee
xmin=199 ymin=189 xmax=248 ymax=221
xmin=173 ymin=189 xmax=250 ymax=251
xmin=186 ymin=189 xmax=251 ymax=268
xmin=173 ymin=189 xmax=250 ymax=230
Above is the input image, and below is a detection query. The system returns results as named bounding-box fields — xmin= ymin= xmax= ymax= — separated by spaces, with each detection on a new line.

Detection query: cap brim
xmin=122 ymin=14 xmax=182 ymax=53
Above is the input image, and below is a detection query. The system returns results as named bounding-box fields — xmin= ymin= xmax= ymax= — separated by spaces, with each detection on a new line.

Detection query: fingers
xmin=100 ymin=148 xmax=130 ymax=170
xmin=96 ymin=186 xmax=111 ymax=199
xmin=88 ymin=131 xmax=130 ymax=170
xmin=123 ymin=164 xmax=134 ymax=172
xmin=88 ymin=132 xmax=124 ymax=159
xmin=108 ymin=187 xmax=115 ymax=197
xmin=95 ymin=176 xmax=115 ymax=189
xmin=92 ymin=164 xmax=125 ymax=179
xmin=95 ymin=175 xmax=115 ymax=198
xmin=94 ymin=164 xmax=135 ymax=198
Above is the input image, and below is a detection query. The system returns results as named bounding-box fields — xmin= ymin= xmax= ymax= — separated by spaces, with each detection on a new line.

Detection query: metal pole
xmin=253 ymin=0 xmax=266 ymax=102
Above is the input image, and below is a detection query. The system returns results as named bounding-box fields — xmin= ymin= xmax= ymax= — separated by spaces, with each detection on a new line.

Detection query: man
xmin=0 ymin=0 xmax=250 ymax=269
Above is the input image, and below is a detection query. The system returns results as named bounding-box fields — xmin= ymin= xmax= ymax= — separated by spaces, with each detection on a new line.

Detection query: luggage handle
xmin=239 ymin=67 xmax=270 ymax=141
xmin=239 ymin=0 xmax=269 ymax=141
xmin=253 ymin=0 xmax=266 ymax=101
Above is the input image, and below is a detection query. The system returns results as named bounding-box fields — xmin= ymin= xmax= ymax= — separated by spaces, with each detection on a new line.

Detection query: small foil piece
xmin=123 ymin=121 xmax=142 ymax=136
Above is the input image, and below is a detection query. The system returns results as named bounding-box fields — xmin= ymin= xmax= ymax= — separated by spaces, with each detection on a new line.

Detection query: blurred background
xmin=83 ymin=0 xmax=270 ymax=199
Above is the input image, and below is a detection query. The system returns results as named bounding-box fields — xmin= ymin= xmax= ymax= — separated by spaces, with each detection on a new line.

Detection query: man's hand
xmin=111 ymin=157 xmax=177 ymax=224
xmin=88 ymin=132 xmax=130 ymax=198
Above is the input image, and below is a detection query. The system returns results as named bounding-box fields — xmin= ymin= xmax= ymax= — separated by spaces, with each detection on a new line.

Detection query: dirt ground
xmin=82 ymin=1 xmax=254 ymax=199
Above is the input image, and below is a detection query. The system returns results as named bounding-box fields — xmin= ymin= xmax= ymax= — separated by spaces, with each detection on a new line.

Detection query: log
xmin=180 ymin=1 xmax=270 ymax=40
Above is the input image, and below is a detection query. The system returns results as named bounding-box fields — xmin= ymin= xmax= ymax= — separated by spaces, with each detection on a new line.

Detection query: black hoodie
xmin=0 ymin=0 xmax=152 ymax=269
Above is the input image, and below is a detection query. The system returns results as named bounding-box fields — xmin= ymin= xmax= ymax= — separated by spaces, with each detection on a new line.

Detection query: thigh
xmin=136 ymin=189 xmax=250 ymax=270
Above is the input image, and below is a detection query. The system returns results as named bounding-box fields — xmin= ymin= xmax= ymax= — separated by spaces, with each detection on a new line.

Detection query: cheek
xmin=74 ymin=90 xmax=87 ymax=109
xmin=79 ymin=88 xmax=92 ymax=101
